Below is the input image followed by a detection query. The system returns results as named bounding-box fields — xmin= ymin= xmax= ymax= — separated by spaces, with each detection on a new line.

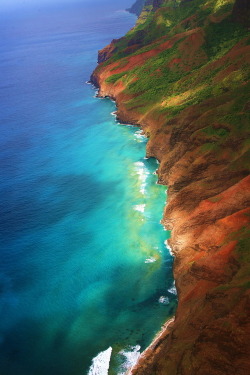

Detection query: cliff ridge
xmin=91 ymin=0 xmax=250 ymax=373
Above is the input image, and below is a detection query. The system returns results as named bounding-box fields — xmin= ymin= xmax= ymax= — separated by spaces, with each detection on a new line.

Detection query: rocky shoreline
xmin=90 ymin=0 xmax=250 ymax=373
xmin=91 ymin=66 xmax=249 ymax=373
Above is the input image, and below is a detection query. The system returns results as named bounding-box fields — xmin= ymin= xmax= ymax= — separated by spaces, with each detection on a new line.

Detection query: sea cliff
xmin=91 ymin=0 xmax=250 ymax=374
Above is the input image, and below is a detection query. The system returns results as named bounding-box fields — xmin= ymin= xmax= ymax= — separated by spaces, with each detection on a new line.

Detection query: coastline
xmin=90 ymin=45 xmax=250 ymax=375
xmin=89 ymin=76 xmax=178 ymax=371
xmin=90 ymin=0 xmax=250 ymax=373
xmin=90 ymin=77 xmax=178 ymax=372
xmin=127 ymin=318 xmax=175 ymax=375
xmin=89 ymin=77 xmax=177 ymax=373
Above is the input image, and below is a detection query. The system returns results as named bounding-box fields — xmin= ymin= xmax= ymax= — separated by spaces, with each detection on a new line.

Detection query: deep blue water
xmin=0 ymin=1 xmax=176 ymax=374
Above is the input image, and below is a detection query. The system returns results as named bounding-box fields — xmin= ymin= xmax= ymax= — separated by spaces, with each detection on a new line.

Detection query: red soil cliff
xmin=91 ymin=0 xmax=250 ymax=373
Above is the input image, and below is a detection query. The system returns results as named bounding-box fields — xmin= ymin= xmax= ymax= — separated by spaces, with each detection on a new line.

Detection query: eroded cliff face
xmin=127 ymin=0 xmax=146 ymax=16
xmin=91 ymin=0 xmax=250 ymax=373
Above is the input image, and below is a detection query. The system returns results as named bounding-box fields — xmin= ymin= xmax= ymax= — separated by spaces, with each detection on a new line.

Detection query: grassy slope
xmin=102 ymin=0 xmax=249 ymax=116
xmin=94 ymin=0 xmax=250 ymax=234
xmin=95 ymin=1 xmax=249 ymax=184
xmin=92 ymin=1 xmax=250 ymax=374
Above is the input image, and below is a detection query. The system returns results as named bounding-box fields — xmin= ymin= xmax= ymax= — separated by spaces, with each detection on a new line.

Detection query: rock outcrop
xmin=97 ymin=39 xmax=118 ymax=63
xmin=91 ymin=0 xmax=250 ymax=373
xmin=127 ymin=0 xmax=146 ymax=16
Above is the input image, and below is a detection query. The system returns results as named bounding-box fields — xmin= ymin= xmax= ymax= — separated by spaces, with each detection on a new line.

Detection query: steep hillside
xmin=91 ymin=0 xmax=250 ymax=374
xmin=127 ymin=0 xmax=146 ymax=16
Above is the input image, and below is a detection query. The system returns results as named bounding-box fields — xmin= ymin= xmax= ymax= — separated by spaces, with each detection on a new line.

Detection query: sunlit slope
xmin=92 ymin=0 xmax=250 ymax=224
xmin=91 ymin=1 xmax=250 ymax=374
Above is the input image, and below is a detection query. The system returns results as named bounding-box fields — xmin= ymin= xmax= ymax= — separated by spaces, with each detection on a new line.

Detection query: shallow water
xmin=0 ymin=1 xmax=176 ymax=374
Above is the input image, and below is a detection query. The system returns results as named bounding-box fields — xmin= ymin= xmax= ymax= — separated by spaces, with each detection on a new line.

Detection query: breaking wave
xmin=88 ymin=347 xmax=112 ymax=375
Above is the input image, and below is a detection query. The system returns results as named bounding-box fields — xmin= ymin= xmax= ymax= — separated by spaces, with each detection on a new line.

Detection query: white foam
xmin=134 ymin=161 xmax=144 ymax=168
xmin=117 ymin=345 xmax=141 ymax=375
xmin=140 ymin=186 xmax=146 ymax=195
xmin=133 ymin=204 xmax=146 ymax=213
xmin=134 ymin=131 xmax=146 ymax=143
xmin=145 ymin=257 xmax=156 ymax=263
xmin=164 ymin=240 xmax=175 ymax=257
xmin=133 ymin=161 xmax=150 ymax=195
xmin=88 ymin=347 xmax=112 ymax=375
xmin=158 ymin=296 xmax=169 ymax=305
xmin=168 ymin=282 xmax=177 ymax=295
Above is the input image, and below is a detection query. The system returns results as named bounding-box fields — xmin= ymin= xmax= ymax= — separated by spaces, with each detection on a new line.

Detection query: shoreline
xmin=90 ymin=78 xmax=177 ymax=373
xmin=90 ymin=0 xmax=250 ymax=372
xmin=90 ymin=39 xmax=250 ymax=374
xmin=127 ymin=317 xmax=175 ymax=375
xmin=89 ymin=78 xmax=177 ymax=373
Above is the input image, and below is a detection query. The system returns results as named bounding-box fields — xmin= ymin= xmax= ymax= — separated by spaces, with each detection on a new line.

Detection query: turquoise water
xmin=0 ymin=0 xmax=176 ymax=374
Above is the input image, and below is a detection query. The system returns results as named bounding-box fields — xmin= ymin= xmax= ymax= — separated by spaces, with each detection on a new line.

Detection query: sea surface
xmin=0 ymin=0 xmax=176 ymax=374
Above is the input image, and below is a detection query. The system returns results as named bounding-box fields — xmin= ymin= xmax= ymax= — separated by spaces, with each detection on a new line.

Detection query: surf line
xmin=87 ymin=347 xmax=112 ymax=375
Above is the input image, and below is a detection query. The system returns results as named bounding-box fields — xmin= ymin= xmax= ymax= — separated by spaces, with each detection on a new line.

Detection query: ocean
xmin=0 ymin=0 xmax=176 ymax=373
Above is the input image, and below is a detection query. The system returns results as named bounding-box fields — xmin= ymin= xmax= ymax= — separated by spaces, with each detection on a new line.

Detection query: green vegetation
xmin=95 ymin=2 xmax=250 ymax=369
xmin=98 ymin=0 xmax=249 ymax=175
xmin=201 ymin=126 xmax=229 ymax=138
xmin=214 ymin=227 xmax=250 ymax=293
xmin=200 ymin=142 xmax=219 ymax=152
xmin=105 ymin=72 xmax=127 ymax=84
xmin=205 ymin=18 xmax=246 ymax=59
xmin=102 ymin=0 xmax=248 ymax=120
xmin=208 ymin=196 xmax=222 ymax=203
